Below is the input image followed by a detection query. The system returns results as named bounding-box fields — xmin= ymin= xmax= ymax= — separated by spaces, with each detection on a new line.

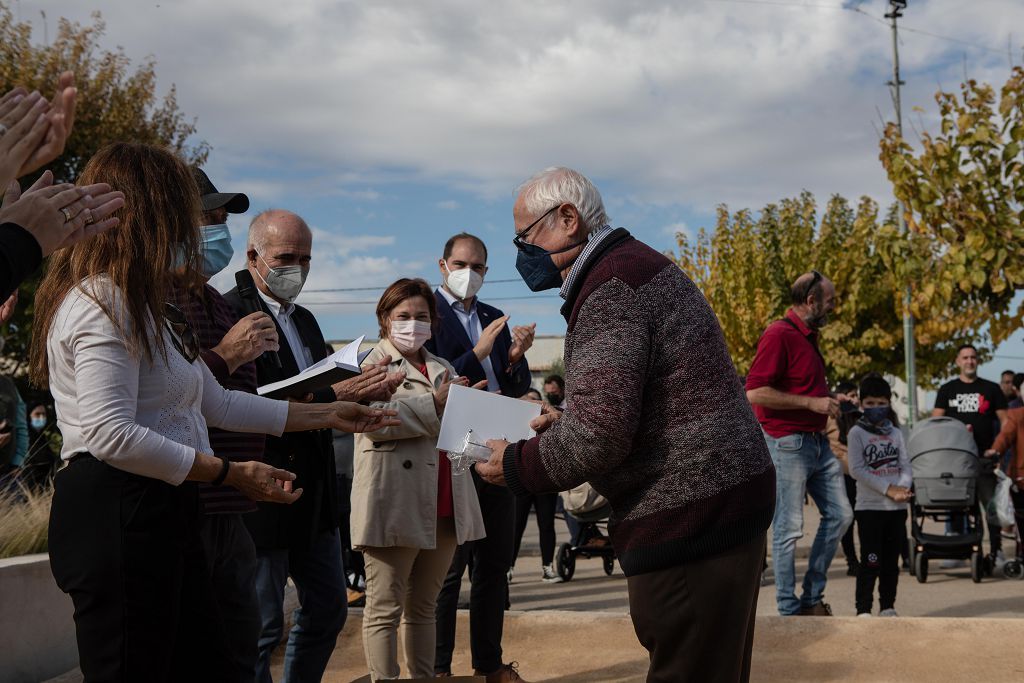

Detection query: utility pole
xmin=886 ymin=0 xmax=918 ymax=425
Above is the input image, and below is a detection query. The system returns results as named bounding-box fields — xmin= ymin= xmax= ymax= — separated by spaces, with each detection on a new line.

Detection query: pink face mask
xmin=389 ymin=320 xmax=432 ymax=354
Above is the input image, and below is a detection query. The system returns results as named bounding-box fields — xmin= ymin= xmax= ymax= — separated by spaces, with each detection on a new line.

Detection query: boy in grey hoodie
xmin=847 ymin=375 xmax=913 ymax=616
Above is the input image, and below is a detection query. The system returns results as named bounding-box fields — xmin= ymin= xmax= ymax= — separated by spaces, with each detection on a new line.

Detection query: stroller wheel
xmin=603 ymin=555 xmax=615 ymax=576
xmin=970 ymin=551 xmax=983 ymax=584
xmin=1003 ymin=561 xmax=1024 ymax=580
xmin=915 ymin=553 xmax=928 ymax=583
xmin=556 ymin=542 xmax=576 ymax=582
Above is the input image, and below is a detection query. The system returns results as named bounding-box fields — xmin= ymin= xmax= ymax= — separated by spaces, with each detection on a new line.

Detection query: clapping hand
xmin=509 ymin=322 xmax=536 ymax=365
xmin=0 ymin=171 xmax=124 ymax=256
xmin=433 ymin=372 xmax=470 ymax=414
xmin=0 ymin=72 xmax=78 ymax=191
xmin=473 ymin=315 xmax=508 ymax=362
xmin=334 ymin=355 xmax=406 ymax=403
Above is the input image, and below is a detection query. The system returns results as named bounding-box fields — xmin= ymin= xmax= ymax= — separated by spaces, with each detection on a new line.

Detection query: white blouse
xmin=47 ymin=277 xmax=288 ymax=485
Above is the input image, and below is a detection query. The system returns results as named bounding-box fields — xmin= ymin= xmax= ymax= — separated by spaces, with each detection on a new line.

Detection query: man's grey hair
xmin=516 ymin=167 xmax=610 ymax=235
xmin=248 ymin=208 xmax=310 ymax=253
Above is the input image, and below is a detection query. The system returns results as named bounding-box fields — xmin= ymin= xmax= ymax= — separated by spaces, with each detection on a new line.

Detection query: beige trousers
xmin=361 ymin=517 xmax=458 ymax=681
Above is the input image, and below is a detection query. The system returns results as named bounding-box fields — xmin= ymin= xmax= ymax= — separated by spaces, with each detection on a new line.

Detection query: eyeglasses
xmin=512 ymin=205 xmax=560 ymax=251
xmin=164 ymin=302 xmax=199 ymax=364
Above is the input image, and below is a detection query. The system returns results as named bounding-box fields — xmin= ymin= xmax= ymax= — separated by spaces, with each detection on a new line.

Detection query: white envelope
xmin=436 ymin=384 xmax=542 ymax=453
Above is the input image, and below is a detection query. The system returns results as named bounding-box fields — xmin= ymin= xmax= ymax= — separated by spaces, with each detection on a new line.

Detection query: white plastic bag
xmin=993 ymin=469 xmax=1016 ymax=529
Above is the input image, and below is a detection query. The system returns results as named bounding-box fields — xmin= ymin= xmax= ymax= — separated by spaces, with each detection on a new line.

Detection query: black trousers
xmin=854 ymin=509 xmax=907 ymax=614
xmin=48 ymin=456 xmax=228 ymax=683
xmin=512 ymin=492 xmax=558 ymax=566
xmin=435 ymin=471 xmax=515 ymax=674
xmin=840 ymin=474 xmax=858 ymax=564
xmin=627 ymin=535 xmax=764 ymax=683
xmin=198 ymin=513 xmax=262 ymax=683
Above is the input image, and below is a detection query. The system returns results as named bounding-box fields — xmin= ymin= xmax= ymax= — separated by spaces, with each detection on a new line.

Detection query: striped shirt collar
xmin=559 ymin=224 xmax=615 ymax=300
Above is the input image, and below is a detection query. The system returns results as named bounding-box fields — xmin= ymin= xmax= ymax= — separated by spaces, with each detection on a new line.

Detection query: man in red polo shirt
xmin=746 ymin=271 xmax=854 ymax=616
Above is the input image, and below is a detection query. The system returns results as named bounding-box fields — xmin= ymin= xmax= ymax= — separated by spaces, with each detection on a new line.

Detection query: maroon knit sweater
xmin=503 ymin=231 xmax=776 ymax=576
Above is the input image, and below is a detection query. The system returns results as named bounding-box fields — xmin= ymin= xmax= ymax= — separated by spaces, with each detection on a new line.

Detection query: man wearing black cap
xmin=170 ymin=167 xmax=283 ymax=682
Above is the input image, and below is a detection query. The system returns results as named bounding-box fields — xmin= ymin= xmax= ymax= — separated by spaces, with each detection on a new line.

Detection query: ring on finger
xmin=60 ymin=206 xmax=73 ymax=223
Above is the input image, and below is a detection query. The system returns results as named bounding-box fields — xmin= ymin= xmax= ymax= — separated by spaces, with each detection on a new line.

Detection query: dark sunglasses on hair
xmin=512 ymin=205 xmax=560 ymax=251
xmin=164 ymin=302 xmax=199 ymax=364
xmin=802 ymin=270 xmax=823 ymax=302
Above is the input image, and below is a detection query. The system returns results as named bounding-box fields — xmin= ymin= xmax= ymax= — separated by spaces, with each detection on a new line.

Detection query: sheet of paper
xmin=436 ymin=384 xmax=542 ymax=452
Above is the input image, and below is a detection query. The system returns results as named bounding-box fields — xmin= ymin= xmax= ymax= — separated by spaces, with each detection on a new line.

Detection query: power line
xmin=302 ymin=294 xmax=562 ymax=306
xmin=304 ymin=278 xmax=523 ymax=294
xmin=708 ymin=0 xmax=1009 ymax=54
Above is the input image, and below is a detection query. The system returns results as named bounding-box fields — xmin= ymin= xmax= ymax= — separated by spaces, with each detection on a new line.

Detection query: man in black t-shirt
xmin=933 ymin=344 xmax=1008 ymax=561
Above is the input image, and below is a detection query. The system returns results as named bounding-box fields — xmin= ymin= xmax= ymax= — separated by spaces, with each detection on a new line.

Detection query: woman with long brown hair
xmin=31 ymin=142 xmax=398 ymax=682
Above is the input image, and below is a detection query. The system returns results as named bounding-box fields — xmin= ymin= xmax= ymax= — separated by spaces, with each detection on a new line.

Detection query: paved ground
xmin=263 ymin=503 xmax=1024 ymax=681
xmin=277 ymin=612 xmax=1024 ymax=682
xmin=505 ymin=503 xmax=1024 ymax=618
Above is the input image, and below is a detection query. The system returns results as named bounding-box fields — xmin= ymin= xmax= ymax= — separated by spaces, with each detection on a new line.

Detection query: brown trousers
xmin=627 ymin=535 xmax=765 ymax=683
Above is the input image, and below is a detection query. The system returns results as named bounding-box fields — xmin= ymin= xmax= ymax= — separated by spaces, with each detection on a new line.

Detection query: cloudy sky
xmin=17 ymin=0 xmax=1024 ymax=379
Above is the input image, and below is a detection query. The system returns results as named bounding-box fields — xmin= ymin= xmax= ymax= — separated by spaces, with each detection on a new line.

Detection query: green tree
xmin=0 ymin=5 xmax=208 ymax=397
xmin=670 ymin=192 xmax=985 ymax=387
xmin=879 ymin=66 xmax=1024 ymax=347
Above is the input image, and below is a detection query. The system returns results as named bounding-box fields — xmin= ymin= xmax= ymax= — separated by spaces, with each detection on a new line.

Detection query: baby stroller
xmin=907 ymin=417 xmax=985 ymax=583
xmin=555 ymin=483 xmax=617 ymax=582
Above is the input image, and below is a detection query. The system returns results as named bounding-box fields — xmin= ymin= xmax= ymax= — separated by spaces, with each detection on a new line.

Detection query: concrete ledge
xmin=0 ymin=554 xmax=77 ymax=683
xmin=281 ymin=610 xmax=1024 ymax=682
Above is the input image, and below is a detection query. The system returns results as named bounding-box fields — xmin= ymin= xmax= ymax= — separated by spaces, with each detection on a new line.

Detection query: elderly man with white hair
xmin=477 ymin=167 xmax=776 ymax=683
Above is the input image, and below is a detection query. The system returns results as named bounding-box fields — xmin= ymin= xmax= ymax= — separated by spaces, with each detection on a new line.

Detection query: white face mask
xmin=443 ymin=261 xmax=484 ymax=301
xmin=389 ymin=320 xmax=432 ymax=354
xmin=256 ymin=252 xmax=308 ymax=302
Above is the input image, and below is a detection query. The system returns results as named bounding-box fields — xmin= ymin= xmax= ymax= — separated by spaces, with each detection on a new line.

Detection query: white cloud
xmin=25 ymin=0 xmax=1024 ymax=211
xmin=436 ymin=200 xmax=460 ymax=210
xmin=662 ymin=221 xmax=689 ymax=238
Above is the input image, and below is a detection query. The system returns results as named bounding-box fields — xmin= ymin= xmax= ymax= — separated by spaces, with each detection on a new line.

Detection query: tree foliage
xmin=879 ymin=66 xmax=1024 ymax=346
xmin=0 ymin=4 xmax=207 ymax=398
xmin=669 ymin=193 xmax=985 ymax=387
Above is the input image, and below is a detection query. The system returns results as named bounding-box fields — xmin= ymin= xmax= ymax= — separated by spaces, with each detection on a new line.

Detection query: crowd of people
xmin=2 ymin=71 xmax=1022 ymax=683
xmin=747 ymin=272 xmax=1024 ymax=621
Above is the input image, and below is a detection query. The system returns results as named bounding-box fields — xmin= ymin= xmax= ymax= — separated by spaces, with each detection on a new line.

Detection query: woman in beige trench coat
xmin=352 ymin=278 xmax=486 ymax=681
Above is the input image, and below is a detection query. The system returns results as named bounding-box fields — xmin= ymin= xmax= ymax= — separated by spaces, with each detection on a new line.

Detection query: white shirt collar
xmin=437 ymin=286 xmax=476 ymax=314
xmin=257 ymin=288 xmax=294 ymax=319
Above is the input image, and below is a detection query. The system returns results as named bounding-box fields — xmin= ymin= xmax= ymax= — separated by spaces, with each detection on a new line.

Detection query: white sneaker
xmin=879 ymin=608 xmax=899 ymax=617
xmin=994 ymin=550 xmax=1007 ymax=570
xmin=541 ymin=564 xmax=563 ymax=583
xmin=857 ymin=612 xmax=872 ymax=618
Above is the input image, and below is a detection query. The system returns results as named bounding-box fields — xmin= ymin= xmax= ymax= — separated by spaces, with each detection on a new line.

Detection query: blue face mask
xmin=863 ymin=406 xmax=890 ymax=424
xmin=198 ymin=223 xmax=234 ymax=278
xmin=30 ymin=417 xmax=46 ymax=431
xmin=515 ymin=239 xmax=584 ymax=292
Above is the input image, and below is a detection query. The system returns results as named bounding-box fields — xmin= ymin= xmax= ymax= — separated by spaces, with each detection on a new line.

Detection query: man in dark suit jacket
xmin=427 ymin=233 xmax=535 ymax=683
xmin=224 ymin=209 xmax=401 ymax=683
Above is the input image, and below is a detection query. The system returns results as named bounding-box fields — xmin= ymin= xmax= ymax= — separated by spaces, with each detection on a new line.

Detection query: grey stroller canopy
xmin=908 ymin=417 xmax=980 ymax=507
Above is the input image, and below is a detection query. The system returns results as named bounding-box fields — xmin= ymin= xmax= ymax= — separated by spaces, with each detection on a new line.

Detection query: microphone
xmin=235 ymin=269 xmax=282 ymax=368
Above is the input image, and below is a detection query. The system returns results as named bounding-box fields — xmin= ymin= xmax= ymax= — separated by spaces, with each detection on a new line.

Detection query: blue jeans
xmin=764 ymin=431 xmax=853 ymax=615
xmin=254 ymin=529 xmax=347 ymax=683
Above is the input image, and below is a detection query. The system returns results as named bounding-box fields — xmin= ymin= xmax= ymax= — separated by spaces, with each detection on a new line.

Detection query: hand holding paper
xmin=476 ymin=439 xmax=509 ymax=486
xmin=436 ymin=384 xmax=541 ymax=476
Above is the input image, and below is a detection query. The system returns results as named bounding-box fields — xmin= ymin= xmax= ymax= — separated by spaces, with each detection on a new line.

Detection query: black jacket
xmin=1 ymin=223 xmax=42 ymax=301
xmin=425 ymin=290 xmax=532 ymax=398
xmin=223 ymin=287 xmax=338 ymax=551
